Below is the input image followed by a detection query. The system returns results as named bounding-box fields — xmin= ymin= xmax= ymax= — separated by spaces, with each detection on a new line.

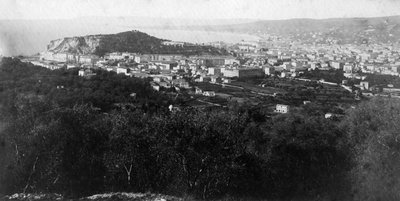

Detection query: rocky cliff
xmin=46 ymin=35 xmax=102 ymax=54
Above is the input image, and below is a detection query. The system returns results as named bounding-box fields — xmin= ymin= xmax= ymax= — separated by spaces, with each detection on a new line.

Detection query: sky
xmin=1 ymin=0 xmax=400 ymax=20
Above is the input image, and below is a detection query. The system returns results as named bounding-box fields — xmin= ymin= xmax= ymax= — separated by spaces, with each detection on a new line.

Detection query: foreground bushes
xmin=342 ymin=98 xmax=400 ymax=201
xmin=2 ymin=57 xmax=400 ymax=200
xmin=0 ymin=100 xmax=352 ymax=200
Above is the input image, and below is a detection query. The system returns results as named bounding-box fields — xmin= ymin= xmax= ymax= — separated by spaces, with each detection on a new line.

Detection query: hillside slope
xmin=47 ymin=35 xmax=101 ymax=54
xmin=193 ymin=15 xmax=400 ymax=44
xmin=46 ymin=30 xmax=229 ymax=57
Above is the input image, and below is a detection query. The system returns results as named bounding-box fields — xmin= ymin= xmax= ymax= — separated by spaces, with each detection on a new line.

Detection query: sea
xmin=139 ymin=29 xmax=260 ymax=44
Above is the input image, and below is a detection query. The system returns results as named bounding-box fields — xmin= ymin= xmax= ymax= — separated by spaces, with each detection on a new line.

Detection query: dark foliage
xmin=94 ymin=31 xmax=230 ymax=57
xmin=341 ymin=98 xmax=400 ymax=201
xmin=363 ymin=73 xmax=400 ymax=88
xmin=0 ymin=57 xmax=356 ymax=200
xmin=301 ymin=69 xmax=345 ymax=84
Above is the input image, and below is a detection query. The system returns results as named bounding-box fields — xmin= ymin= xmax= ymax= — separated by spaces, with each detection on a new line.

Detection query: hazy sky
xmin=1 ymin=0 xmax=400 ymax=20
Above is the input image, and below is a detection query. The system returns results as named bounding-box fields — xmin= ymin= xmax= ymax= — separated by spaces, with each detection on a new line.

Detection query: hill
xmin=191 ymin=15 xmax=400 ymax=44
xmin=45 ymin=30 xmax=230 ymax=57
xmin=0 ymin=17 xmax=256 ymax=56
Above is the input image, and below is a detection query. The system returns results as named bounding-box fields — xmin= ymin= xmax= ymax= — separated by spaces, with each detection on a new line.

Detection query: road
xmin=197 ymin=99 xmax=223 ymax=107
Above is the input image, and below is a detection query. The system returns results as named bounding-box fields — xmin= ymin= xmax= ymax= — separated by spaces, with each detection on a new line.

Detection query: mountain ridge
xmin=186 ymin=15 xmax=400 ymax=44
xmin=2 ymin=15 xmax=400 ymax=56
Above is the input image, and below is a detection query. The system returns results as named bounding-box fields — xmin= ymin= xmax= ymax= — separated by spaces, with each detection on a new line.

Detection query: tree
xmin=155 ymin=109 xmax=250 ymax=198
xmin=342 ymin=97 xmax=400 ymax=201
xmin=262 ymin=113 xmax=351 ymax=199
xmin=103 ymin=110 xmax=152 ymax=190
xmin=3 ymin=103 xmax=109 ymax=196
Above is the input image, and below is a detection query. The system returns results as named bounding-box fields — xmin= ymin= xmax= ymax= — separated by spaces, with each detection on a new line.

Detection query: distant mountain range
xmin=45 ymin=30 xmax=229 ymax=56
xmin=190 ymin=16 xmax=400 ymax=44
xmin=1 ymin=15 xmax=400 ymax=56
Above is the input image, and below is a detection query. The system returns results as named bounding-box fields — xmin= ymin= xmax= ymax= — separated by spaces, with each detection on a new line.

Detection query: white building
xmin=223 ymin=68 xmax=264 ymax=78
xmin=203 ymin=91 xmax=216 ymax=97
xmin=343 ymin=64 xmax=354 ymax=73
xmin=78 ymin=69 xmax=96 ymax=78
xmin=109 ymin=52 xmax=125 ymax=60
xmin=275 ymin=104 xmax=289 ymax=113
xmin=116 ymin=67 xmax=129 ymax=75
xmin=330 ymin=61 xmax=344 ymax=70
xmin=208 ymin=67 xmax=221 ymax=75
xmin=195 ymin=87 xmax=203 ymax=95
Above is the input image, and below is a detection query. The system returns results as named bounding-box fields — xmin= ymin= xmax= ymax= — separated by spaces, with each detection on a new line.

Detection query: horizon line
xmin=1 ymin=14 xmax=399 ymax=22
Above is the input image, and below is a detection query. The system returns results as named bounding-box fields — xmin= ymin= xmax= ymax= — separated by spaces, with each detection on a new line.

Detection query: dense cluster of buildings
xmin=26 ymin=35 xmax=400 ymax=108
xmin=40 ymin=52 xmax=100 ymax=65
xmin=34 ymin=50 xmax=267 ymax=89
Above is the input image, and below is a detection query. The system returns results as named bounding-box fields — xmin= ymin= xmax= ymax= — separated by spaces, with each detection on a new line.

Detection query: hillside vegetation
xmin=1 ymin=58 xmax=400 ymax=201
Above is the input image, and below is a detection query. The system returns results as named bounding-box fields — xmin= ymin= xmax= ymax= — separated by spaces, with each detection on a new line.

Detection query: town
xmin=20 ymin=33 xmax=400 ymax=118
